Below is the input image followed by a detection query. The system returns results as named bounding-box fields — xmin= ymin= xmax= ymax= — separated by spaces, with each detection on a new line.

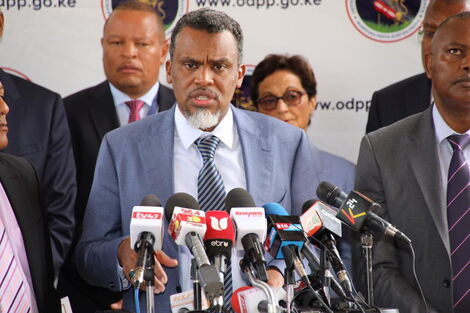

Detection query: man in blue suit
xmin=76 ymin=8 xmax=315 ymax=313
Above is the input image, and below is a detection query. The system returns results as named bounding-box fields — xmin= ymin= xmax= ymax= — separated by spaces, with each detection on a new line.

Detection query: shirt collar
xmin=433 ymin=103 xmax=470 ymax=145
xmin=174 ymin=105 xmax=235 ymax=151
xmin=109 ymin=81 xmax=160 ymax=107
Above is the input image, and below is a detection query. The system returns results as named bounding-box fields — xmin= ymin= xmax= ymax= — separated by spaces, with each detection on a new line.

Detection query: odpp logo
xmin=346 ymin=0 xmax=427 ymax=43
xmin=101 ymin=0 xmax=189 ymax=38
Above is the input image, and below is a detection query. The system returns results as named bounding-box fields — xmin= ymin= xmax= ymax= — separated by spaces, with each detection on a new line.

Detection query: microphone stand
xmin=361 ymin=232 xmax=374 ymax=306
xmin=212 ymin=255 xmax=227 ymax=313
xmin=240 ymin=258 xmax=278 ymax=313
xmin=144 ymin=245 xmax=155 ymax=313
xmin=191 ymin=259 xmax=203 ymax=311
xmin=188 ymin=259 xmax=209 ymax=313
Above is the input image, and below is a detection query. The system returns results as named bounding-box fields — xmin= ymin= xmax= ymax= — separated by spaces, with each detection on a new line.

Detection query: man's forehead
xmin=434 ymin=18 xmax=470 ymax=45
xmin=173 ymin=28 xmax=238 ymax=56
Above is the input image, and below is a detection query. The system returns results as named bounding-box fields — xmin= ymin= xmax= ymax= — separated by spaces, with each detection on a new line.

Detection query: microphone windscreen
xmin=164 ymin=192 xmax=200 ymax=222
xmin=204 ymin=211 xmax=235 ymax=241
xmin=140 ymin=194 xmax=162 ymax=207
xmin=316 ymin=181 xmax=341 ymax=207
xmin=263 ymin=202 xmax=288 ymax=216
xmin=225 ymin=188 xmax=256 ymax=212
xmin=301 ymin=199 xmax=316 ymax=214
xmin=231 ymin=286 xmax=252 ymax=313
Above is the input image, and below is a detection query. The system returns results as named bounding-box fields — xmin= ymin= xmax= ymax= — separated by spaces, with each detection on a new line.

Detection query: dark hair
xmin=104 ymin=0 xmax=165 ymax=39
xmin=169 ymin=8 xmax=243 ymax=63
xmin=250 ymin=54 xmax=317 ymax=108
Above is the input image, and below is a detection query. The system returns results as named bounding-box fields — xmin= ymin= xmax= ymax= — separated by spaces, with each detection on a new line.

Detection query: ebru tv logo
xmin=101 ymin=0 xmax=189 ymax=38
xmin=346 ymin=0 xmax=427 ymax=43
xmin=209 ymin=216 xmax=229 ymax=231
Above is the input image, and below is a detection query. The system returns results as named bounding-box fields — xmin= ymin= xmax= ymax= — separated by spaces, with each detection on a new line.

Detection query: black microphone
xmin=316 ymin=181 xmax=411 ymax=244
xmin=300 ymin=199 xmax=352 ymax=295
xmin=129 ymin=195 xmax=163 ymax=288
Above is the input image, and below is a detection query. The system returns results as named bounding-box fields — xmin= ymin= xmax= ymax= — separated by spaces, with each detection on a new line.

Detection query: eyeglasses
xmin=257 ymin=90 xmax=306 ymax=111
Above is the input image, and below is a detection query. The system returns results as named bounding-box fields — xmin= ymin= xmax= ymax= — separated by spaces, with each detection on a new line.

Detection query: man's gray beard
xmin=184 ymin=108 xmax=220 ymax=130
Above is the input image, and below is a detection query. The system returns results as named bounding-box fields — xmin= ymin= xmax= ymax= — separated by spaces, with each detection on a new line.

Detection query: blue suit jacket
xmin=76 ymin=105 xmax=316 ymax=312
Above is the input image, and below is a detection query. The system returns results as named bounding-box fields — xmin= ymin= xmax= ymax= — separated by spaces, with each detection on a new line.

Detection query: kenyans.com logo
xmin=346 ymin=0 xmax=427 ymax=43
xmin=101 ymin=0 xmax=189 ymax=38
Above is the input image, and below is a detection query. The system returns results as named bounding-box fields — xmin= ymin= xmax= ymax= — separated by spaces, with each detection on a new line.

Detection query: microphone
xmin=316 ymin=181 xmax=411 ymax=244
xmin=204 ymin=210 xmax=235 ymax=310
xmin=165 ymin=193 xmax=224 ymax=300
xmin=300 ymin=243 xmax=347 ymax=299
xmin=263 ymin=202 xmax=306 ymax=260
xmin=226 ymin=188 xmax=268 ymax=282
xmin=300 ymin=199 xmax=352 ymax=295
xmin=129 ymin=195 xmax=164 ymax=288
xmin=231 ymin=286 xmax=286 ymax=313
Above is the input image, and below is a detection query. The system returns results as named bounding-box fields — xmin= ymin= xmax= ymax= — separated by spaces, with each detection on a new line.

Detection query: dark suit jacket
xmin=0 ymin=153 xmax=60 ymax=313
xmin=0 ymin=69 xmax=76 ymax=274
xmin=61 ymin=80 xmax=175 ymax=312
xmin=354 ymin=108 xmax=451 ymax=313
xmin=366 ymin=73 xmax=431 ymax=133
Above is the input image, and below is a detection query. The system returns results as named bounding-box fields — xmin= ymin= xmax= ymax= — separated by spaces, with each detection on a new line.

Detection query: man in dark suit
xmin=0 ymin=14 xmax=76 ymax=276
xmin=366 ymin=0 xmax=470 ymax=133
xmin=60 ymin=1 xmax=175 ymax=312
xmin=0 ymin=79 xmax=60 ymax=313
xmin=354 ymin=13 xmax=470 ymax=313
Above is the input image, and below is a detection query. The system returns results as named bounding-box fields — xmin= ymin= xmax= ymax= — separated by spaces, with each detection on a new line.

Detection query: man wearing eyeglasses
xmin=366 ymin=0 xmax=470 ymax=133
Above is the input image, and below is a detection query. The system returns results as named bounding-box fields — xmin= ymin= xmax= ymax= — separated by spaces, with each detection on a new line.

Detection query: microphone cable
xmin=409 ymin=242 xmax=429 ymax=313
xmin=134 ymin=288 xmax=141 ymax=313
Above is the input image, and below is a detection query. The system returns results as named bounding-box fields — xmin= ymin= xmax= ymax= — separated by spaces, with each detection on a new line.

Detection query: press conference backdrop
xmin=0 ymin=0 xmax=427 ymax=162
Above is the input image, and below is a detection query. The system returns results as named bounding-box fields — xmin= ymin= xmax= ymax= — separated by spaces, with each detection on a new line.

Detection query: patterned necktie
xmin=0 ymin=217 xmax=32 ymax=313
xmin=195 ymin=135 xmax=233 ymax=312
xmin=446 ymin=134 xmax=470 ymax=313
xmin=125 ymin=99 xmax=145 ymax=123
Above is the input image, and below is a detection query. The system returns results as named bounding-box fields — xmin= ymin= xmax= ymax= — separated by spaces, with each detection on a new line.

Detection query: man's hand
xmin=266 ymin=268 xmax=284 ymax=287
xmin=118 ymin=237 xmax=178 ymax=293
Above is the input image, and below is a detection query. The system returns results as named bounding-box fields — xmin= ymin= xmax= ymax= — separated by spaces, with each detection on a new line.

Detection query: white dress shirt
xmin=173 ymin=104 xmax=249 ymax=293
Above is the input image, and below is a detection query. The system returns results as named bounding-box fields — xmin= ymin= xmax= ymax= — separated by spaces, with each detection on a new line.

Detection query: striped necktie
xmin=446 ymin=134 xmax=470 ymax=313
xmin=0 ymin=217 xmax=32 ymax=313
xmin=195 ymin=135 xmax=233 ymax=312
xmin=125 ymin=99 xmax=145 ymax=123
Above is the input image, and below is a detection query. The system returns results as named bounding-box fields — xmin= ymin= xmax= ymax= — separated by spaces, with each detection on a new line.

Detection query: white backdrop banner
xmin=0 ymin=0 xmax=429 ymax=162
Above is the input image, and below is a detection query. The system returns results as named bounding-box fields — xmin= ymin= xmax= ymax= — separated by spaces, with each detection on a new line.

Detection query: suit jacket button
xmin=443 ymin=279 xmax=450 ymax=288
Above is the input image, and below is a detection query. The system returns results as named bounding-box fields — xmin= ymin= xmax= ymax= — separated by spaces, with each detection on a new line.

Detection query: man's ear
xmin=0 ymin=12 xmax=4 ymax=38
xmin=424 ymin=52 xmax=433 ymax=79
xmin=165 ymin=60 xmax=172 ymax=84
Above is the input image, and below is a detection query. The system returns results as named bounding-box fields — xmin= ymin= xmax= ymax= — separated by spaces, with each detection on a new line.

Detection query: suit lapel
xmin=0 ymin=156 xmax=40 ymax=275
xmin=136 ymin=106 xmax=176 ymax=203
xmin=405 ymin=108 xmax=449 ymax=253
xmin=89 ymin=81 xmax=120 ymax=140
xmin=233 ymin=107 xmax=273 ymax=204
xmin=157 ymin=85 xmax=176 ymax=112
